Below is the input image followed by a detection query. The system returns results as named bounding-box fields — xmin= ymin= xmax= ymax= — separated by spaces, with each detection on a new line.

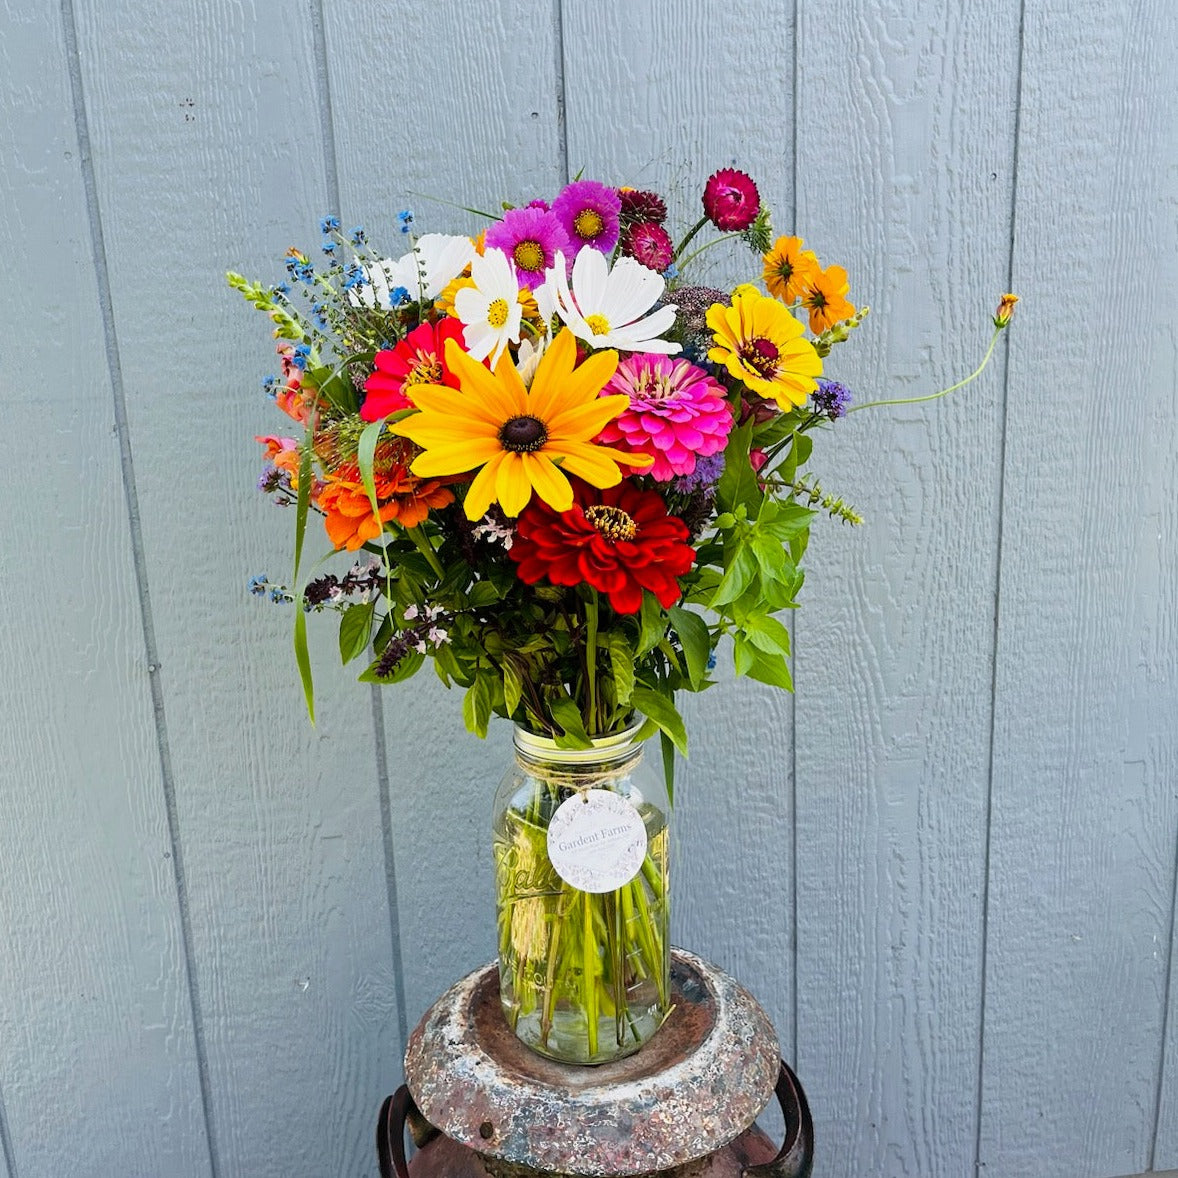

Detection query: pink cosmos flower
xmin=551 ymin=180 xmax=622 ymax=254
xmin=597 ymin=354 xmax=733 ymax=482
xmin=484 ymin=206 xmax=572 ymax=290
xmin=702 ymin=168 xmax=760 ymax=231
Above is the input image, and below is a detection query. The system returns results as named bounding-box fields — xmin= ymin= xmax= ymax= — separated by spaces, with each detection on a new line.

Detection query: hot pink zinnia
xmin=597 ymin=355 xmax=733 ymax=482
xmin=702 ymin=168 xmax=760 ymax=231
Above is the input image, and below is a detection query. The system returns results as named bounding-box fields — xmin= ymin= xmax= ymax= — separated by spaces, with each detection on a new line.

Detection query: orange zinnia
xmin=317 ymin=464 xmax=453 ymax=550
xmin=762 ymin=236 xmax=819 ymax=305
xmin=799 ymin=264 xmax=856 ymax=334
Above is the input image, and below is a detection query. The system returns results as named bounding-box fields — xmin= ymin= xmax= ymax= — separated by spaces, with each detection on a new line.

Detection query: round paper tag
xmin=546 ymin=789 xmax=648 ymax=894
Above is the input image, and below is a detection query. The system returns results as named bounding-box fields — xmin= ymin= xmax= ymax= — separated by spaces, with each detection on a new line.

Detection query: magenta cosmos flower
xmin=702 ymin=168 xmax=760 ymax=231
xmin=551 ymin=180 xmax=622 ymax=253
xmin=597 ymin=354 xmax=733 ymax=482
xmin=484 ymin=206 xmax=572 ymax=289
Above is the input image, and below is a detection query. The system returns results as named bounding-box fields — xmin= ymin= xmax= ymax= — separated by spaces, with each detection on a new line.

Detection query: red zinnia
xmin=362 ymin=318 xmax=465 ymax=422
xmin=702 ymin=168 xmax=760 ymax=231
xmin=510 ymin=481 xmax=695 ymax=614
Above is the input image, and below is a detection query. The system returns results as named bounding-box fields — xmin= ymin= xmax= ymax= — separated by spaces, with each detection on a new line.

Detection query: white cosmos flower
xmin=550 ymin=249 xmax=680 ymax=354
xmin=514 ymin=335 xmax=549 ymax=388
xmin=454 ymin=248 xmax=524 ymax=365
xmin=349 ymin=234 xmax=476 ymax=308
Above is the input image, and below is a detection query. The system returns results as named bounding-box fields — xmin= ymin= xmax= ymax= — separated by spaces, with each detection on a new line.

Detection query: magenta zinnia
xmin=551 ymin=179 xmax=622 ymax=254
xmin=484 ymin=206 xmax=572 ymax=290
xmin=596 ymin=354 xmax=733 ymax=482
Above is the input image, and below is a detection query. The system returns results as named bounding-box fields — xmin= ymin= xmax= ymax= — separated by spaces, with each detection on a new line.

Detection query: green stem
xmin=584 ymin=592 xmax=599 ymax=732
xmin=675 ymin=231 xmax=742 ymax=272
xmin=849 ymin=327 xmax=1002 ymax=413
xmin=672 ymin=215 xmax=709 ymax=263
xmin=582 ymin=892 xmax=598 ymax=1057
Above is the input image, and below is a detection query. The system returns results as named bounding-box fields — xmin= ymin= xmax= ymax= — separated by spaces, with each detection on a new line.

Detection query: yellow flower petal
xmin=464 ymin=451 xmax=504 ymax=520
xmin=409 ymin=437 xmax=503 ymax=476
xmin=548 ymin=441 xmax=625 ymax=486
xmin=496 ymin=453 xmax=533 ymax=517
xmin=525 ymin=327 xmax=577 ymax=421
xmin=545 ymin=393 xmax=630 ymax=439
xmin=403 ymin=383 xmax=509 ymax=428
xmin=444 ymin=337 xmax=526 ymax=421
xmin=521 ymin=453 xmax=573 ymax=512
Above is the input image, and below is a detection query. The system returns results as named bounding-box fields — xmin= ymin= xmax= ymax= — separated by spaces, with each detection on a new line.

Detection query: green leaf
xmin=292 ymin=436 xmax=314 ymax=586
xmin=468 ymin=581 xmax=502 ymax=607
xmin=462 ymin=673 xmax=495 ymax=738
xmin=636 ymin=591 xmax=667 ymax=656
xmin=733 ymin=634 xmax=793 ymax=690
xmin=711 ymin=543 xmax=757 ymax=608
xmin=660 ymin=730 xmax=676 ymax=807
xmin=607 ymin=632 xmax=635 ymax=707
xmin=359 ymin=646 xmax=425 ymax=684
xmin=631 ymin=686 xmax=688 ymax=758
xmin=549 ymin=694 xmax=591 ymax=747
xmin=502 ymin=659 xmax=523 ymax=718
xmin=339 ymin=601 xmax=375 ymax=665
xmin=307 ymin=363 xmax=359 ymax=416
xmin=743 ymin=613 xmax=792 ymax=658
xmin=716 ymin=419 xmax=763 ymax=514
xmin=293 ymin=601 xmax=315 ymax=724
xmin=357 ymin=417 xmax=386 ymax=520
xmin=668 ymin=607 xmax=711 ymax=691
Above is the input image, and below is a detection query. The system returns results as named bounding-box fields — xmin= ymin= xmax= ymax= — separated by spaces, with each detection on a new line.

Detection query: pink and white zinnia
xmin=597 ymin=354 xmax=733 ymax=482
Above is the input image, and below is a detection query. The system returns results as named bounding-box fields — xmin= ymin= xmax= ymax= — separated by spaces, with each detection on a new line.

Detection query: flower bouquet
xmin=229 ymin=169 xmax=1013 ymax=1063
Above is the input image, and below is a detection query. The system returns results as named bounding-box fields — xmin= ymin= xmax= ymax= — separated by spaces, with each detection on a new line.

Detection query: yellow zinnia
xmin=390 ymin=328 xmax=650 ymax=520
xmin=706 ymin=288 xmax=823 ymax=408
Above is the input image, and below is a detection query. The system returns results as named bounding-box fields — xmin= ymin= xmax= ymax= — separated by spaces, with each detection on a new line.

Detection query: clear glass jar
xmin=492 ymin=724 xmax=670 ymax=1064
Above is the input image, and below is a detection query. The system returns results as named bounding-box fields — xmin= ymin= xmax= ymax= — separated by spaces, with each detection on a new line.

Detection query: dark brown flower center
xmin=585 ymin=504 xmax=637 ymax=543
xmin=499 ymin=415 xmax=548 ymax=452
xmin=740 ymin=337 xmax=780 ymax=379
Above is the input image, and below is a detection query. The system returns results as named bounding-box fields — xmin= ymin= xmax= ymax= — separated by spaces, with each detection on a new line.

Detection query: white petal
xmin=605 ymin=256 xmax=666 ymax=324
xmin=463 ymin=322 xmax=497 ymax=361
xmin=571 ymin=246 xmax=608 ymax=312
xmin=454 ymin=286 xmax=488 ymax=325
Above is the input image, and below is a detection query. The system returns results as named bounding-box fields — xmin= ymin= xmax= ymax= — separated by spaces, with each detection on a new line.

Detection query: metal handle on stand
xmin=743 ymin=1060 xmax=814 ymax=1178
xmin=378 ymin=1085 xmax=438 ymax=1178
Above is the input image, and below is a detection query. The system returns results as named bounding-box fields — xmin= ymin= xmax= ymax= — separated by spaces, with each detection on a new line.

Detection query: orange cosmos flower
xmin=763 ymin=235 xmax=820 ymax=305
xmin=799 ymin=264 xmax=856 ymax=334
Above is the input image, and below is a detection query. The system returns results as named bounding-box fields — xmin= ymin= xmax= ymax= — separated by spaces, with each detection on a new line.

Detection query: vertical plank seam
xmin=309 ymin=0 xmax=341 ymax=217
xmin=788 ymin=0 xmax=800 ymax=1071
xmin=552 ymin=0 xmax=569 ymax=185
xmin=1148 ymin=824 xmax=1178 ymax=1167
xmin=0 ymin=1082 xmax=17 ymax=1178
xmin=308 ymin=0 xmax=411 ymax=1061
xmin=371 ymin=688 xmax=411 ymax=1051
xmin=59 ymin=1 xmax=220 ymax=1174
xmin=974 ymin=0 xmax=1027 ymax=1170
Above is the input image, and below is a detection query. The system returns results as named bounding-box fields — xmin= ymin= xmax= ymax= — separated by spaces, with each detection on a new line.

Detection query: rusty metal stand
xmin=377 ymin=948 xmax=812 ymax=1178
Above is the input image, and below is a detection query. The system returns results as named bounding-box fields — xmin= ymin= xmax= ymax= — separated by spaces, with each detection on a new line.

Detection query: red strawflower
xmin=621 ymin=222 xmax=674 ymax=273
xmin=510 ymin=480 xmax=695 ymax=614
xmin=362 ymin=318 xmax=465 ymax=422
xmin=702 ymin=168 xmax=760 ymax=231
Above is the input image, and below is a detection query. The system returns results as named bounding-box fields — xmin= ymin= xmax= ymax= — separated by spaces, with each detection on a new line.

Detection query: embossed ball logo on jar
xmin=546 ymin=789 xmax=648 ymax=893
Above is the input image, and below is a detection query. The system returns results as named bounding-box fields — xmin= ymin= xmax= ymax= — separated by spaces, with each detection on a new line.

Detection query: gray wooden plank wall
xmin=0 ymin=0 xmax=1173 ymax=1175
